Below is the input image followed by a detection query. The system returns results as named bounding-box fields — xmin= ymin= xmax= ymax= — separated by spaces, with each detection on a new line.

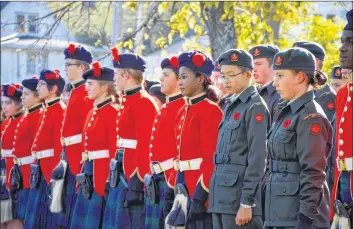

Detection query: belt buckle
xmin=338 ymin=160 xmax=347 ymax=171
xmin=174 ymin=160 xmax=180 ymax=171
xmin=61 ymin=137 xmax=65 ymax=146
xmin=32 ymin=152 xmax=37 ymax=160
xmin=157 ymin=163 xmax=163 ymax=173
xmin=83 ymin=151 xmax=89 ymax=161
xmin=188 ymin=160 xmax=191 ymax=170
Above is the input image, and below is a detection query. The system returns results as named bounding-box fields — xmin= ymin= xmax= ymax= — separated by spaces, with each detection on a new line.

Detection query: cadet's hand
xmin=235 ymin=206 xmax=252 ymax=226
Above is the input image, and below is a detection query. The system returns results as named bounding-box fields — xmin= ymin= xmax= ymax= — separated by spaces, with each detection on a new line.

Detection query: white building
xmin=1 ymin=2 xmax=110 ymax=84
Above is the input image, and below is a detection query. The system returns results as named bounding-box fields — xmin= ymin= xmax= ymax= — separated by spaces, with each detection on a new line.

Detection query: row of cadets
xmin=102 ymin=48 xmax=158 ymax=229
xmin=53 ymin=43 xmax=94 ymax=229
xmin=208 ymin=49 xmax=269 ymax=228
xmin=144 ymin=56 xmax=186 ymax=229
xmin=24 ymin=69 xmax=66 ymax=228
xmin=165 ymin=50 xmax=223 ymax=229
xmin=70 ymin=62 xmax=119 ymax=229
xmin=1 ymin=84 xmax=25 ymax=228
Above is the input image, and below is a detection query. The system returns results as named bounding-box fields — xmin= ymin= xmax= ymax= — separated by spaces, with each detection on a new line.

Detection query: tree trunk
xmin=202 ymin=2 xmax=237 ymax=61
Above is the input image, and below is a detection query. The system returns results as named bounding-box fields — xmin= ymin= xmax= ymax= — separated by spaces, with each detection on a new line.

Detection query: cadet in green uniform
xmin=209 ymin=49 xmax=269 ymax=228
xmin=265 ymin=47 xmax=332 ymax=229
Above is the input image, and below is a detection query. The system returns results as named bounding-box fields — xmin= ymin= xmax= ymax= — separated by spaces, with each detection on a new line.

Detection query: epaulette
xmin=303 ymin=113 xmax=326 ymax=120
xmin=250 ymin=102 xmax=262 ymax=109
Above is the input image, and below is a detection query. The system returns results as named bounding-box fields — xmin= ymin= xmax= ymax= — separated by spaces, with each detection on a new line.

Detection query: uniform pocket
xmin=273 ymin=130 xmax=296 ymax=159
xmin=270 ymin=181 xmax=300 ymax=221
xmin=226 ymin=121 xmax=241 ymax=143
xmin=214 ymin=173 xmax=240 ymax=212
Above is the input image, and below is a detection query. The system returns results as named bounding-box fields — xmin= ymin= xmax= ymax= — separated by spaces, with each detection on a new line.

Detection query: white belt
xmin=174 ymin=158 xmax=203 ymax=172
xmin=151 ymin=158 xmax=174 ymax=174
xmin=337 ymin=157 xmax=353 ymax=171
xmin=1 ymin=149 xmax=14 ymax=158
xmin=62 ymin=134 xmax=82 ymax=146
xmin=117 ymin=138 xmax=137 ymax=149
xmin=32 ymin=149 xmax=54 ymax=160
xmin=88 ymin=150 xmax=109 ymax=160
xmin=14 ymin=155 xmax=35 ymax=166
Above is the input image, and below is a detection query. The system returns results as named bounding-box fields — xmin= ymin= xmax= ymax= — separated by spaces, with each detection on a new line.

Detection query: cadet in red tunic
xmin=330 ymin=9 xmax=353 ymax=227
xmin=166 ymin=51 xmax=223 ymax=229
xmin=10 ymin=77 xmax=43 ymax=225
xmin=24 ymin=69 xmax=66 ymax=229
xmin=70 ymin=62 xmax=118 ymax=229
xmin=102 ymin=48 xmax=158 ymax=229
xmin=52 ymin=43 xmax=94 ymax=229
xmin=144 ymin=56 xmax=186 ymax=229
xmin=0 ymin=84 xmax=24 ymax=228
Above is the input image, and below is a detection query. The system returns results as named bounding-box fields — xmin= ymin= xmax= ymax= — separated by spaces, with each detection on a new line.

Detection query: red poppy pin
xmin=230 ymin=53 xmax=239 ymax=62
xmin=234 ymin=112 xmax=240 ymax=120
xmin=327 ymin=101 xmax=335 ymax=110
xmin=253 ymin=48 xmax=260 ymax=56
xmin=310 ymin=123 xmax=321 ymax=135
xmin=7 ymin=85 xmax=16 ymax=96
xmin=275 ymin=56 xmax=283 ymax=65
xmin=283 ymin=119 xmax=291 ymax=128
xmin=255 ymin=113 xmax=264 ymax=123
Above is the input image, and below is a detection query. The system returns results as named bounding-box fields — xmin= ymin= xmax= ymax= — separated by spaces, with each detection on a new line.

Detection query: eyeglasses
xmin=221 ymin=71 xmax=243 ymax=81
xmin=64 ymin=63 xmax=81 ymax=68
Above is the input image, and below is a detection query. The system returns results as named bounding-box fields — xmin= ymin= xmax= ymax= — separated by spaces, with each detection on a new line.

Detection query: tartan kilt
xmin=102 ymin=185 xmax=123 ymax=229
xmin=144 ymin=176 xmax=169 ymax=229
xmin=186 ymin=213 xmax=213 ymax=229
xmin=24 ymin=175 xmax=53 ymax=229
xmin=53 ymin=167 xmax=77 ymax=228
xmin=114 ymin=181 xmax=145 ymax=229
xmin=16 ymin=188 xmax=30 ymax=221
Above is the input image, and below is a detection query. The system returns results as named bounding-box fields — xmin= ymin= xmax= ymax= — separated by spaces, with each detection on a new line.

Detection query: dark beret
xmin=149 ymin=84 xmax=166 ymax=102
xmin=178 ymin=51 xmax=214 ymax=77
xmin=161 ymin=56 xmax=179 ymax=74
xmin=22 ymin=76 xmax=39 ymax=92
xmin=83 ymin=61 xmax=114 ymax=82
xmin=39 ymin=69 xmax=66 ymax=93
xmin=64 ymin=43 xmax=93 ymax=64
xmin=292 ymin=41 xmax=326 ymax=61
xmin=249 ymin=45 xmax=280 ymax=60
xmin=344 ymin=9 xmax=353 ymax=31
xmin=217 ymin=49 xmax=254 ymax=70
xmin=111 ymin=47 xmax=146 ymax=72
xmin=2 ymin=84 xmax=23 ymax=101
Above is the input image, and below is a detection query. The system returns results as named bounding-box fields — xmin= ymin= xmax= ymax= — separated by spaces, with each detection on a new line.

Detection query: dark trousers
xmin=212 ymin=213 xmax=262 ymax=229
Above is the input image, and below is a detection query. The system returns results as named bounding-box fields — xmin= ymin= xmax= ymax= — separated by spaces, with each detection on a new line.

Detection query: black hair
xmin=196 ymin=72 xmax=221 ymax=103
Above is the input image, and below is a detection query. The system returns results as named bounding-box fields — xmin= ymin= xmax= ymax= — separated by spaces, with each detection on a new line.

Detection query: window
xmin=28 ymin=14 xmax=37 ymax=33
xmin=16 ymin=14 xmax=25 ymax=33
xmin=15 ymin=13 xmax=38 ymax=34
xmin=27 ymin=52 xmax=36 ymax=74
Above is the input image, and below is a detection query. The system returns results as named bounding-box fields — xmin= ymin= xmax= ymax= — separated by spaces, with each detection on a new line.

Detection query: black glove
xmin=188 ymin=199 xmax=206 ymax=220
xmin=295 ymin=213 xmax=314 ymax=229
xmin=163 ymin=187 xmax=174 ymax=218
